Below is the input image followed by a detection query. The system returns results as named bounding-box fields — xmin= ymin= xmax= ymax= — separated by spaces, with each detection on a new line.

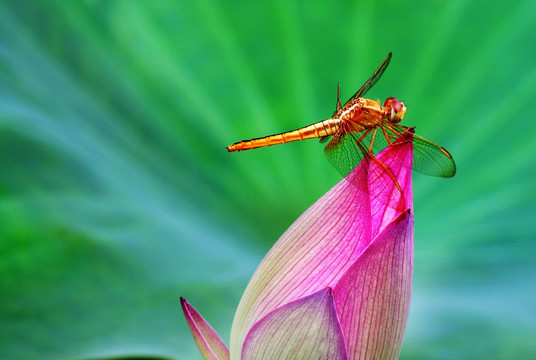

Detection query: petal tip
xmin=180 ymin=297 xmax=230 ymax=360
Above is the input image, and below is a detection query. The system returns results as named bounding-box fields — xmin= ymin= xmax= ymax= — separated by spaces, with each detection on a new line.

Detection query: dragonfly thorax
xmin=383 ymin=97 xmax=406 ymax=123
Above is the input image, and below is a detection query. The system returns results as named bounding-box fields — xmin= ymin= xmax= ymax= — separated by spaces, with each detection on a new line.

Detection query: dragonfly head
xmin=384 ymin=97 xmax=406 ymax=123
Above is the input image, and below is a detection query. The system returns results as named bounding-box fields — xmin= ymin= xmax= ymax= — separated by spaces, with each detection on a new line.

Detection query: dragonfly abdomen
xmin=226 ymin=119 xmax=340 ymax=152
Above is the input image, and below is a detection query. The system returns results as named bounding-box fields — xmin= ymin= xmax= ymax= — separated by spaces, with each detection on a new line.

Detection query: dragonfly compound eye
xmin=392 ymin=99 xmax=403 ymax=113
xmin=384 ymin=97 xmax=406 ymax=122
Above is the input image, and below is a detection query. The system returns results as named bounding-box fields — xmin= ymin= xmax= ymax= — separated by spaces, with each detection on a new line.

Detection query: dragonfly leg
xmin=385 ymin=124 xmax=405 ymax=136
xmin=379 ymin=124 xmax=393 ymax=145
xmin=355 ymin=129 xmax=372 ymax=144
xmin=358 ymin=136 xmax=405 ymax=203
xmin=371 ymin=154 xmax=404 ymax=200
xmin=354 ymin=136 xmax=404 ymax=199
xmin=346 ymin=127 xmax=404 ymax=204
xmin=368 ymin=128 xmax=379 ymax=153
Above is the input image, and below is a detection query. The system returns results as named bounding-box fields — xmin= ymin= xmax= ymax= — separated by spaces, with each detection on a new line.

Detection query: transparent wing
xmin=343 ymin=52 xmax=392 ymax=107
xmin=324 ymin=129 xmax=369 ymax=178
xmin=325 ymin=124 xmax=456 ymax=179
xmin=384 ymin=125 xmax=456 ymax=177
xmin=411 ymin=133 xmax=456 ymax=177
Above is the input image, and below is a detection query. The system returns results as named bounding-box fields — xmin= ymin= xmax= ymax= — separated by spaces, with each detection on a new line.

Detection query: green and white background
xmin=1 ymin=1 xmax=535 ymax=359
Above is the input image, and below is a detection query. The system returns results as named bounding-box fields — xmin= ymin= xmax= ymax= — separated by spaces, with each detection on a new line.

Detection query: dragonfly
xmin=226 ymin=52 xmax=456 ymax=188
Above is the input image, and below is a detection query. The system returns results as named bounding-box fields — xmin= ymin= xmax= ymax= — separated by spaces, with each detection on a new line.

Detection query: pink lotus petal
xmin=230 ymin=132 xmax=414 ymax=358
xmin=242 ymin=288 xmax=347 ymax=359
xmin=181 ymin=297 xmax=230 ymax=360
xmin=332 ymin=210 xmax=413 ymax=360
xmin=365 ymin=135 xmax=413 ymax=236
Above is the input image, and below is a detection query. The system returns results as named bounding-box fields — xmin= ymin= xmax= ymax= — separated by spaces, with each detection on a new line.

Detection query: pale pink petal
xmin=181 ymin=297 xmax=230 ymax=360
xmin=332 ymin=211 xmax=413 ymax=360
xmin=242 ymin=288 xmax=347 ymax=359
xmin=230 ymin=132 xmax=414 ymax=357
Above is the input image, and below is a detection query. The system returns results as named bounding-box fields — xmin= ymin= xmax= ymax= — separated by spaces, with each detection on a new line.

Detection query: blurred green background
xmin=1 ymin=1 xmax=535 ymax=359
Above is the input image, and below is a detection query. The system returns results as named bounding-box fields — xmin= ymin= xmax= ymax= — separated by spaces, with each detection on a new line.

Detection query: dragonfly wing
xmin=343 ymin=52 xmax=392 ymax=107
xmin=335 ymin=82 xmax=342 ymax=114
xmin=327 ymin=124 xmax=456 ymax=179
xmin=411 ymin=133 xmax=456 ymax=177
xmin=385 ymin=125 xmax=456 ymax=177
xmin=324 ymin=131 xmax=367 ymax=178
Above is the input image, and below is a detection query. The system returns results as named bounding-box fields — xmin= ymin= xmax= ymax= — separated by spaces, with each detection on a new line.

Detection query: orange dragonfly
xmin=227 ymin=52 xmax=456 ymax=183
